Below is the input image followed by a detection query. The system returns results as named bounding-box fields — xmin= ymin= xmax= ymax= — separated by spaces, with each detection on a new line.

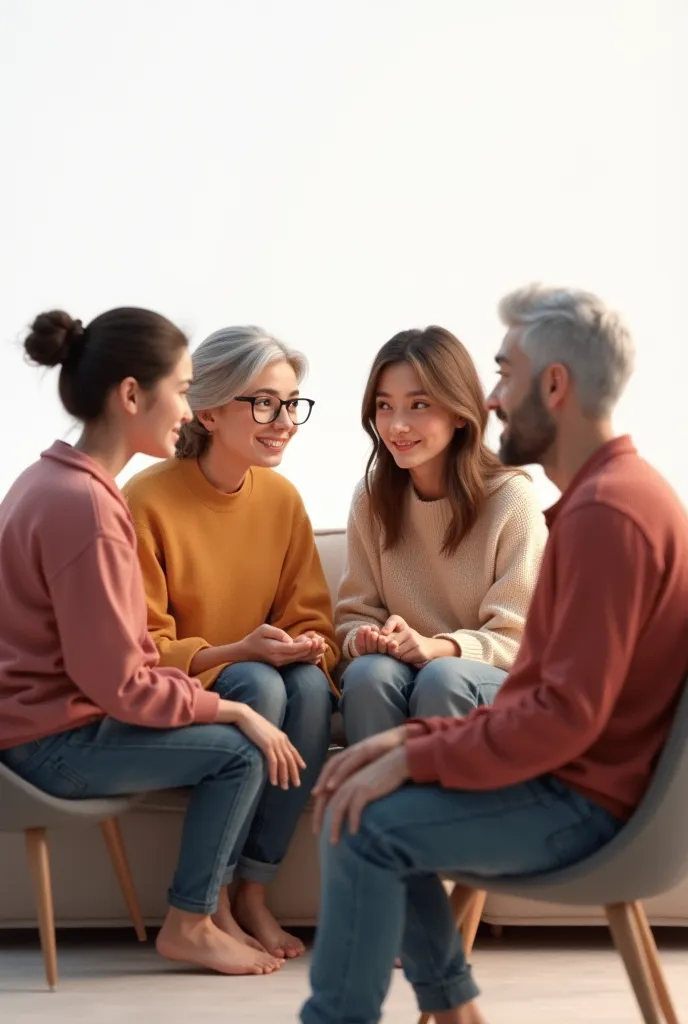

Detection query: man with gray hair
xmin=300 ymin=285 xmax=688 ymax=1024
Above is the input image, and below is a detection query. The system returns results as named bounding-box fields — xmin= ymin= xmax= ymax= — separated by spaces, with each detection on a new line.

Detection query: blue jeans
xmin=301 ymin=776 xmax=622 ymax=1023
xmin=2 ymin=661 xmax=332 ymax=913
xmin=340 ymin=655 xmax=506 ymax=745
xmin=214 ymin=661 xmax=333 ymax=883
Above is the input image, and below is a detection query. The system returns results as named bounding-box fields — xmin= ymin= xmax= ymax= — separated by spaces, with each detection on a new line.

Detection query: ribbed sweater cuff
xmin=434 ymin=630 xmax=483 ymax=662
xmin=193 ymin=689 xmax=221 ymax=723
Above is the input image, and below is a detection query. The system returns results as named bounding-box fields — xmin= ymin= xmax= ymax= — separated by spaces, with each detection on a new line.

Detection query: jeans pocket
xmin=2 ymin=735 xmax=63 ymax=774
xmin=30 ymin=755 xmax=89 ymax=799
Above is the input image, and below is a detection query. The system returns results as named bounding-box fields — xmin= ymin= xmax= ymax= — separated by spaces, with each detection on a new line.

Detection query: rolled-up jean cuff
xmin=221 ymin=862 xmax=237 ymax=886
xmin=236 ymin=855 xmax=280 ymax=884
xmin=414 ymin=967 xmax=480 ymax=1012
xmin=167 ymin=889 xmax=218 ymax=916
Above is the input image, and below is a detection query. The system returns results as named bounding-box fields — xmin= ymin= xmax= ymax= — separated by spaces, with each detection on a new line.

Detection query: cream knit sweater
xmin=336 ymin=474 xmax=548 ymax=670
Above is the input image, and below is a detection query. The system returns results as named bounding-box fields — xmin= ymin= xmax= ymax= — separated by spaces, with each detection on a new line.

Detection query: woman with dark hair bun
xmin=0 ymin=307 xmax=305 ymax=976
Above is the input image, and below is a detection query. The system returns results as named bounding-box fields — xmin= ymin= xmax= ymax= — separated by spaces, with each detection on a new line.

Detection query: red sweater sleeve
xmin=50 ymin=533 xmax=220 ymax=728
xmin=406 ymin=505 xmax=660 ymax=789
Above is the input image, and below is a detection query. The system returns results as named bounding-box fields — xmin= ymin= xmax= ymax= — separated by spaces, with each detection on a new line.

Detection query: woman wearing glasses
xmin=123 ymin=326 xmax=338 ymax=961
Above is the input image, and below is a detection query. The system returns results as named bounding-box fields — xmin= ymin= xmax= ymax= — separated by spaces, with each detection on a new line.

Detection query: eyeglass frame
xmin=233 ymin=395 xmax=315 ymax=425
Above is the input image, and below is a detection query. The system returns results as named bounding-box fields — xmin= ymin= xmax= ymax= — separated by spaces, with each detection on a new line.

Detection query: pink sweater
xmin=0 ymin=442 xmax=220 ymax=749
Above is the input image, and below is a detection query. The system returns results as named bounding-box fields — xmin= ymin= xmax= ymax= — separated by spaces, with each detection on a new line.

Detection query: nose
xmin=275 ymin=405 xmax=294 ymax=430
xmin=181 ymin=397 xmax=193 ymax=424
xmin=486 ymin=386 xmax=500 ymax=413
xmin=389 ymin=412 xmax=411 ymax=435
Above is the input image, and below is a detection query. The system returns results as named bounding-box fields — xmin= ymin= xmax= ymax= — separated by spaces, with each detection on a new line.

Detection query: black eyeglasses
xmin=234 ymin=395 xmax=315 ymax=425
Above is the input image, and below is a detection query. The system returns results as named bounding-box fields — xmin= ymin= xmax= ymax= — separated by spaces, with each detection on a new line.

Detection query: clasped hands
xmin=354 ymin=615 xmax=456 ymax=667
xmin=239 ymin=624 xmax=327 ymax=667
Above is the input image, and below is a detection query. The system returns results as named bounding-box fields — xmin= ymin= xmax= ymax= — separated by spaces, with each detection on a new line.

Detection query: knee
xmin=341 ymin=655 xmax=404 ymax=706
xmin=227 ymin=663 xmax=288 ymax=724
xmin=411 ymin=658 xmax=473 ymax=718
xmin=282 ymin=663 xmax=333 ymax=719
xmin=197 ymin=724 xmax=267 ymax=784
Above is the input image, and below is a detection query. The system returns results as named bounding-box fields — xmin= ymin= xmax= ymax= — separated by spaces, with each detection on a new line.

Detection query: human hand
xmin=293 ymin=630 xmax=328 ymax=664
xmin=379 ymin=615 xmax=455 ymax=666
xmin=312 ymin=727 xmax=406 ymax=834
xmin=353 ymin=624 xmax=399 ymax=658
xmin=238 ymin=624 xmax=315 ymax=667
xmin=319 ymin=747 xmax=410 ymax=844
xmin=234 ymin=705 xmax=306 ymax=789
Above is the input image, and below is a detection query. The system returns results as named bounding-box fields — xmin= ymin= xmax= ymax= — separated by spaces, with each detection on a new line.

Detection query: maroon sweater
xmin=407 ymin=437 xmax=688 ymax=820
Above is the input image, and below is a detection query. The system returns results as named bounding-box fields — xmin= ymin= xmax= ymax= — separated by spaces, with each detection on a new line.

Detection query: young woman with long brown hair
xmin=337 ymin=326 xmax=547 ymax=742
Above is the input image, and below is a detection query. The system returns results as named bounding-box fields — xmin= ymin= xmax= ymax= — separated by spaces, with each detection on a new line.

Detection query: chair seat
xmin=0 ymin=762 xmax=145 ymax=832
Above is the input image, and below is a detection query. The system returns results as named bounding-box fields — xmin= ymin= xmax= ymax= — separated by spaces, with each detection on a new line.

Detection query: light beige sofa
xmin=1 ymin=529 xmax=687 ymax=930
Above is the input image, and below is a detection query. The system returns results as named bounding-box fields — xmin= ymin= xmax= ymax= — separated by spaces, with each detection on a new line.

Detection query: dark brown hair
xmin=24 ymin=307 xmax=188 ymax=421
xmin=363 ymin=326 xmax=519 ymax=554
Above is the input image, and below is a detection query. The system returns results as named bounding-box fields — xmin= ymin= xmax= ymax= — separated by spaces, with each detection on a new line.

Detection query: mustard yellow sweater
xmin=123 ymin=459 xmax=339 ymax=690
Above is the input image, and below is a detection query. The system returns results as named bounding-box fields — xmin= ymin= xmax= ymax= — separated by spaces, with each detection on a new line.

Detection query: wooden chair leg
xmin=631 ymin=903 xmax=679 ymax=1024
xmin=24 ymin=828 xmax=58 ymax=990
xmin=605 ymin=902 xmax=663 ymax=1023
xmin=461 ymin=889 xmax=486 ymax=959
xmin=99 ymin=818 xmax=147 ymax=942
xmin=417 ymin=888 xmax=485 ymax=1024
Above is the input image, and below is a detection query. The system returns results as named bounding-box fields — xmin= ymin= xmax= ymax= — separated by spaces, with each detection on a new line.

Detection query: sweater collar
xmin=41 ymin=440 xmax=127 ymax=508
xmin=179 ymin=457 xmax=254 ymax=513
xmin=544 ymin=435 xmax=637 ymax=528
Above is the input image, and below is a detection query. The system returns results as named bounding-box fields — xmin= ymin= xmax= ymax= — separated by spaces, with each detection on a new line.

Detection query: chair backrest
xmin=464 ymin=676 xmax=688 ymax=905
xmin=601 ymin=674 xmax=688 ymax=892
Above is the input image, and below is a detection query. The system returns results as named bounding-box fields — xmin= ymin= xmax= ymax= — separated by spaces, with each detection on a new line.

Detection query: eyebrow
xmin=250 ymin=388 xmax=300 ymax=398
xmin=375 ymin=390 xmax=429 ymax=398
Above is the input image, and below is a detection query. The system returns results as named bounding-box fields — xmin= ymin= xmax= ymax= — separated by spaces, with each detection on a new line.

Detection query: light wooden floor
xmin=0 ymin=927 xmax=686 ymax=1022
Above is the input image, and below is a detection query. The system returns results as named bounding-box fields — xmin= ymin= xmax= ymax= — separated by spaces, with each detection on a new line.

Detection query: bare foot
xmin=156 ymin=908 xmax=283 ymax=975
xmin=234 ymin=881 xmax=306 ymax=959
xmin=212 ymin=887 xmax=269 ymax=954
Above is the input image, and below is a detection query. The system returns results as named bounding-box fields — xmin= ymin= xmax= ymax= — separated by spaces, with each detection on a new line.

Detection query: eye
xmin=288 ymin=399 xmax=302 ymax=409
xmin=376 ymin=401 xmax=391 ymax=411
xmin=411 ymin=401 xmax=430 ymax=410
xmin=254 ymin=397 xmax=273 ymax=408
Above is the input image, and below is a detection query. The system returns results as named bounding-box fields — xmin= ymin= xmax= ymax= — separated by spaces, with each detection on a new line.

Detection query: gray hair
xmin=176 ymin=325 xmax=307 ymax=459
xmin=498 ymin=284 xmax=635 ymax=417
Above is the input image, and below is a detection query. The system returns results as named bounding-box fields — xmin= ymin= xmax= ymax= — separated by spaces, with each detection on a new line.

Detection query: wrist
xmin=429 ymin=637 xmax=459 ymax=660
xmin=215 ymin=699 xmax=246 ymax=725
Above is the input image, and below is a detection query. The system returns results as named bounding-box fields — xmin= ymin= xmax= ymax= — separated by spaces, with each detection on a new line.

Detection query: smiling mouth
xmin=257 ymin=438 xmax=287 ymax=450
xmin=391 ymin=440 xmax=420 ymax=451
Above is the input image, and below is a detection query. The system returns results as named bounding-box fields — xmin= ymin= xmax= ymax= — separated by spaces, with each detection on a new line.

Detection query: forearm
xmin=189 ymin=641 xmax=246 ymax=676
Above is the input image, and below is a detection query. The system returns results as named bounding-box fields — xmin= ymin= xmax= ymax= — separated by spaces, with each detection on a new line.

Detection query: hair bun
xmin=24 ymin=311 xmax=86 ymax=368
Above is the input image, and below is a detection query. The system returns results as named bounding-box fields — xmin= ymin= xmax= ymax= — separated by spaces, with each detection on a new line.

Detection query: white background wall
xmin=1 ymin=0 xmax=685 ymax=526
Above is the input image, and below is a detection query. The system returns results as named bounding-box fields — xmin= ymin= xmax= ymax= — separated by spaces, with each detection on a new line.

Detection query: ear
xmin=116 ymin=377 xmax=141 ymax=417
xmin=540 ymin=363 xmax=570 ymax=412
xmin=196 ymin=408 xmax=216 ymax=431
xmin=454 ymin=416 xmax=467 ymax=429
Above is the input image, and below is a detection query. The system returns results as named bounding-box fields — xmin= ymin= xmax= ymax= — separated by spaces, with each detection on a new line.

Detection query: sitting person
xmin=337 ymin=326 xmax=547 ymax=745
xmin=0 ymin=307 xmax=308 ymax=977
xmin=301 ymin=285 xmax=688 ymax=1024
xmin=123 ymin=325 xmax=338 ymax=960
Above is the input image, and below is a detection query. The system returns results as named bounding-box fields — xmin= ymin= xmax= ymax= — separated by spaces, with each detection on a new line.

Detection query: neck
xmin=198 ymin=441 xmax=248 ymax=494
xmin=541 ymin=417 xmax=616 ymax=492
xmin=74 ymin=422 xmax=132 ymax=480
xmin=409 ymin=458 xmax=447 ymax=501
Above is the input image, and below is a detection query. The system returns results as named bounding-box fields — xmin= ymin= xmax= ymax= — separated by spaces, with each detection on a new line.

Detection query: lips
xmin=257 ymin=438 xmax=287 ymax=450
xmin=391 ymin=440 xmax=420 ymax=451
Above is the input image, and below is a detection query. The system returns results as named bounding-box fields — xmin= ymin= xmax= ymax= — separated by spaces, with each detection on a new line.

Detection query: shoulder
xmin=253 ymin=468 xmax=306 ymax=512
xmin=3 ymin=458 xmax=133 ymax=572
xmin=349 ymin=477 xmax=371 ymax=519
xmin=123 ymin=460 xmax=184 ymax=520
xmin=484 ymin=472 xmax=545 ymax=527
